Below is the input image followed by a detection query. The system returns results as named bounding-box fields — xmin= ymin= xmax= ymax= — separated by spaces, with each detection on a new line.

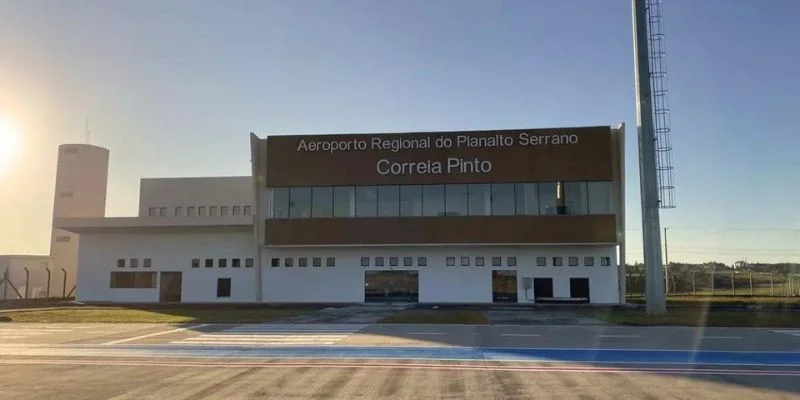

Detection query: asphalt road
xmin=1 ymin=323 xmax=799 ymax=399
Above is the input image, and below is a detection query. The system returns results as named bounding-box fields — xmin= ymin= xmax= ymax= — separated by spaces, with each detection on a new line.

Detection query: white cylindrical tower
xmin=50 ymin=144 xmax=109 ymax=298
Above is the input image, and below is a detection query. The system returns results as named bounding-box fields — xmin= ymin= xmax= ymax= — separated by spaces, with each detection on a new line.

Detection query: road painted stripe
xmin=598 ymin=335 xmax=640 ymax=338
xmin=171 ymin=342 xmax=341 ymax=346
xmin=182 ymin=337 xmax=349 ymax=342
xmin=501 ymin=334 xmax=542 ymax=337
xmin=407 ymin=332 xmax=447 ymax=335
xmin=703 ymin=336 xmax=743 ymax=340
xmin=191 ymin=334 xmax=350 ymax=339
xmin=103 ymin=324 xmax=209 ymax=345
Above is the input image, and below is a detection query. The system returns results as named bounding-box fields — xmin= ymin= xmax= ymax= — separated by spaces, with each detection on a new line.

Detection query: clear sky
xmin=0 ymin=0 xmax=798 ymax=264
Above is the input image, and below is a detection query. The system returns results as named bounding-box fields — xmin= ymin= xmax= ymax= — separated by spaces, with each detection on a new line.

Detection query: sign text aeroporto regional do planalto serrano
xmin=295 ymin=131 xmax=579 ymax=176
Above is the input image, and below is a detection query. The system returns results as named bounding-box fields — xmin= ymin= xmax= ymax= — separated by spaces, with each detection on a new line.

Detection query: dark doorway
xmin=569 ymin=278 xmax=590 ymax=303
xmin=159 ymin=272 xmax=182 ymax=302
xmin=492 ymin=270 xmax=518 ymax=303
xmin=364 ymin=270 xmax=419 ymax=302
xmin=533 ymin=278 xmax=554 ymax=300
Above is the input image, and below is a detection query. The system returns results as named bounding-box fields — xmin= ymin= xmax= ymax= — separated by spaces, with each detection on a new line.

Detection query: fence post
xmin=731 ymin=271 xmax=736 ymax=295
xmin=61 ymin=268 xmax=67 ymax=298
xmin=2 ymin=269 xmax=7 ymax=300
xmin=711 ymin=269 xmax=715 ymax=296
xmin=45 ymin=268 xmax=51 ymax=298
xmin=24 ymin=267 xmax=30 ymax=299
xmin=692 ymin=272 xmax=696 ymax=296
xmin=770 ymin=273 xmax=774 ymax=296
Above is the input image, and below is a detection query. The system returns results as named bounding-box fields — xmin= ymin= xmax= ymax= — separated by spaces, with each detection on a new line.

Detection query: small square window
xmin=117 ymin=259 xmax=125 ymax=268
xmin=233 ymin=206 xmax=241 ymax=215
xmin=219 ymin=258 xmax=227 ymax=268
xmin=284 ymin=258 xmax=293 ymax=267
xmin=198 ymin=206 xmax=206 ymax=216
xmin=210 ymin=206 xmax=218 ymax=216
xmin=129 ymin=258 xmax=138 ymax=268
xmin=491 ymin=257 xmax=502 ymax=267
xmin=361 ymin=257 xmax=370 ymax=267
xmin=326 ymin=257 xmax=335 ymax=267
xmin=584 ymin=257 xmax=594 ymax=267
xmin=243 ymin=206 xmax=252 ymax=216
xmin=221 ymin=206 xmax=229 ymax=216
xmin=553 ymin=257 xmax=563 ymax=267
xmin=271 ymin=258 xmax=280 ymax=267
xmin=232 ymin=258 xmax=241 ymax=268
xmin=143 ymin=258 xmax=152 ymax=268
xmin=389 ymin=257 xmax=398 ymax=267
xmin=298 ymin=257 xmax=308 ymax=267
xmin=205 ymin=258 xmax=214 ymax=268
xmin=191 ymin=259 xmax=200 ymax=268
xmin=175 ymin=206 xmax=183 ymax=217
xmin=312 ymin=257 xmax=322 ymax=267
xmin=507 ymin=257 xmax=517 ymax=267
xmin=159 ymin=207 xmax=167 ymax=216
xmin=475 ymin=257 xmax=485 ymax=267
xmin=403 ymin=257 xmax=413 ymax=267
xmin=417 ymin=257 xmax=427 ymax=267
xmin=446 ymin=257 xmax=456 ymax=267
xmin=148 ymin=207 xmax=156 ymax=217
xmin=245 ymin=258 xmax=255 ymax=268
xmin=460 ymin=256 xmax=470 ymax=266
xmin=375 ymin=257 xmax=385 ymax=267
xmin=568 ymin=256 xmax=579 ymax=266
xmin=601 ymin=257 xmax=611 ymax=266
xmin=536 ymin=256 xmax=547 ymax=267
xmin=188 ymin=206 xmax=196 ymax=217
xmin=216 ymin=278 xmax=231 ymax=298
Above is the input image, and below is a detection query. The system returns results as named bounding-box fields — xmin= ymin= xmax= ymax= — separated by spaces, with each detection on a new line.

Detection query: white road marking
xmin=771 ymin=330 xmax=800 ymax=337
xmin=169 ymin=324 xmax=364 ymax=346
xmin=407 ymin=332 xmax=447 ymax=335
xmin=501 ymin=334 xmax=542 ymax=337
xmin=103 ymin=324 xmax=209 ymax=345
xmin=169 ymin=341 xmax=341 ymax=346
xmin=703 ymin=336 xmax=743 ymax=340
xmin=597 ymin=335 xmax=640 ymax=338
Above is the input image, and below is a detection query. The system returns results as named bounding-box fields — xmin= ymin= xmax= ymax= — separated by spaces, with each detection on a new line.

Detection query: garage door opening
xmin=364 ymin=270 xmax=419 ymax=303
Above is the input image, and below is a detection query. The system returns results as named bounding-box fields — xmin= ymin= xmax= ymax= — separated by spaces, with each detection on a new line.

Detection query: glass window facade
xmin=468 ymin=184 xmax=491 ymax=216
xmin=445 ymin=184 xmax=468 ymax=216
xmin=355 ymin=186 xmax=378 ymax=217
xmin=377 ymin=185 xmax=400 ymax=217
xmin=269 ymin=188 xmax=290 ymax=219
xmin=289 ymin=187 xmax=311 ymax=218
xmin=587 ymin=181 xmax=613 ymax=214
xmin=422 ymin=185 xmax=444 ymax=216
xmin=564 ymin=181 xmax=588 ymax=215
xmin=311 ymin=187 xmax=333 ymax=218
xmin=333 ymin=186 xmax=355 ymax=217
xmin=491 ymin=183 xmax=515 ymax=216
xmin=514 ymin=183 xmax=539 ymax=215
xmin=539 ymin=183 xmax=558 ymax=215
xmin=400 ymin=185 xmax=423 ymax=217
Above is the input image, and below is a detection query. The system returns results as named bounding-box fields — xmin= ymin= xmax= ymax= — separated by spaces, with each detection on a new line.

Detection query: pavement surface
xmin=1 ymin=320 xmax=799 ymax=399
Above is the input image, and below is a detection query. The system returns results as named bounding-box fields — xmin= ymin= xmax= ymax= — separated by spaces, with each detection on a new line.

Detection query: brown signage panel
xmin=265 ymin=215 xmax=617 ymax=246
xmin=265 ymin=126 xmax=613 ymax=187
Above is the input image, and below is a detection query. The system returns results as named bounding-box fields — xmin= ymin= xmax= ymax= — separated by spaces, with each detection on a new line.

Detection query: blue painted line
xmin=94 ymin=345 xmax=800 ymax=366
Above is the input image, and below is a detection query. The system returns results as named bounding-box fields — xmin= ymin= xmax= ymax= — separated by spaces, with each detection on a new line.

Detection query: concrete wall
xmin=139 ymin=176 xmax=252 ymax=217
xmin=76 ymin=229 xmax=256 ymax=303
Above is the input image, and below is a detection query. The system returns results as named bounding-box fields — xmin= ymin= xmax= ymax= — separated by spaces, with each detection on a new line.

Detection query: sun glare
xmin=0 ymin=114 xmax=22 ymax=176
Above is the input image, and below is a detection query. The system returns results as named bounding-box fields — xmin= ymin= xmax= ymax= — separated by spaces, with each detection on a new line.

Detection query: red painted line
xmin=1 ymin=358 xmax=798 ymax=376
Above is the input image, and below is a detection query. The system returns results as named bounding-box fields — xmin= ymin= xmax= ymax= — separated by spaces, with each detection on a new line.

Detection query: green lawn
xmin=0 ymin=306 xmax=316 ymax=323
xmin=379 ymin=309 xmax=488 ymax=324
xmin=585 ymin=307 xmax=800 ymax=327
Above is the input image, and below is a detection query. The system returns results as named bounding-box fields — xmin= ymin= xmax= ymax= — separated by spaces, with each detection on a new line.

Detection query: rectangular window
xmin=377 ymin=185 xmax=400 ymax=217
xmin=232 ymin=206 xmax=241 ymax=216
xmin=216 ymin=278 xmax=231 ymax=298
xmin=375 ymin=256 xmax=385 ymax=267
xmin=536 ymin=256 xmax=547 ymax=266
xmin=584 ymin=256 xmax=594 ymax=266
xmin=417 ymin=257 xmax=427 ymax=267
xmin=601 ymin=257 xmax=611 ymax=266
xmin=568 ymin=256 xmax=579 ymax=267
xmin=159 ymin=207 xmax=167 ymax=216
xmin=218 ymin=258 xmax=227 ymax=268
xmin=245 ymin=258 xmax=255 ymax=268
xmin=476 ymin=256 xmax=485 ymax=267
xmin=198 ymin=206 xmax=206 ymax=216
xmin=220 ymin=205 xmax=230 ymax=216
xmin=271 ymin=258 xmax=280 ymax=267
xmin=564 ymin=181 xmax=588 ymax=215
xmin=312 ymin=257 xmax=322 ymax=267
xmin=389 ymin=257 xmax=399 ymax=267
xmin=232 ymin=258 xmax=241 ymax=268
xmin=312 ymin=187 xmax=334 ymax=218
xmin=403 ymin=257 xmax=413 ymax=267
xmin=445 ymin=184 xmax=469 ymax=216
xmin=298 ymin=257 xmax=308 ymax=267
xmin=243 ymin=205 xmax=252 ymax=216
xmin=491 ymin=183 xmax=515 ymax=215
xmin=143 ymin=258 xmax=152 ymax=268
xmin=539 ymin=183 xmax=558 ymax=215
xmin=361 ymin=257 xmax=370 ymax=267
xmin=468 ymin=184 xmax=491 ymax=216
xmin=326 ymin=257 xmax=335 ymax=267
xmin=446 ymin=257 xmax=456 ymax=267
xmin=205 ymin=258 xmax=213 ymax=268
xmin=460 ymin=256 xmax=470 ymax=266
xmin=553 ymin=257 xmax=563 ymax=267
xmin=191 ymin=259 xmax=200 ymax=268
xmin=284 ymin=258 xmax=293 ymax=267
xmin=210 ymin=206 xmax=218 ymax=216
xmin=587 ymin=181 xmax=613 ymax=214
xmin=175 ymin=206 xmax=183 ymax=217
xmin=56 ymin=235 xmax=71 ymax=242
xmin=188 ymin=206 xmax=196 ymax=217
xmin=288 ymin=187 xmax=311 ymax=218
xmin=422 ymin=185 xmax=445 ymax=216
xmin=333 ymin=186 xmax=356 ymax=217
xmin=110 ymin=272 xmax=156 ymax=289
xmin=399 ymin=185 xmax=423 ymax=217
xmin=514 ymin=183 xmax=539 ymax=215
xmin=507 ymin=257 xmax=517 ymax=267
xmin=268 ymin=188 xmax=290 ymax=218
xmin=491 ymin=256 xmax=502 ymax=266
xmin=129 ymin=258 xmax=138 ymax=268
xmin=117 ymin=259 xmax=125 ymax=268
xmin=355 ymin=186 xmax=378 ymax=217
xmin=148 ymin=207 xmax=156 ymax=217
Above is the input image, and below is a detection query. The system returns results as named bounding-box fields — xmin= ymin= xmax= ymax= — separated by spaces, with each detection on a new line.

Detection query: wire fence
xmin=626 ymin=269 xmax=800 ymax=297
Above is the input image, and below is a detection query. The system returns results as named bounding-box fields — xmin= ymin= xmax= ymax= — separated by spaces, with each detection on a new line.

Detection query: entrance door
xmin=533 ymin=278 xmax=554 ymax=299
xmin=364 ymin=271 xmax=419 ymax=302
xmin=569 ymin=278 xmax=590 ymax=303
xmin=492 ymin=270 xmax=518 ymax=303
xmin=159 ymin=272 xmax=182 ymax=302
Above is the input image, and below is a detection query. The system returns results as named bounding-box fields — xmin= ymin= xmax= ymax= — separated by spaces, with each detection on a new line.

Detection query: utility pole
xmin=664 ymin=227 xmax=669 ymax=294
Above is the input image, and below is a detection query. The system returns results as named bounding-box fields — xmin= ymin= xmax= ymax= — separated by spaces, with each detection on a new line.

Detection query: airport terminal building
xmin=59 ymin=125 xmax=626 ymax=304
